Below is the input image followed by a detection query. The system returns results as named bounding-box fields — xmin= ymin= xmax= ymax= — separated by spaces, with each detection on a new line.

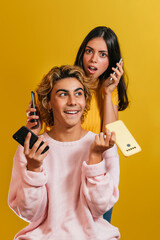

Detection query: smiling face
xmin=83 ymin=37 xmax=109 ymax=80
xmin=49 ymin=77 xmax=86 ymax=129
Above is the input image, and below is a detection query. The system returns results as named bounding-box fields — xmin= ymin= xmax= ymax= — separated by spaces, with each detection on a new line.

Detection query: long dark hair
xmin=74 ymin=26 xmax=129 ymax=111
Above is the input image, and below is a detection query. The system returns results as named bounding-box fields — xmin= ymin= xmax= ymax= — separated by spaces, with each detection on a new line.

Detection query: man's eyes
xmin=59 ymin=92 xmax=67 ymax=97
xmin=75 ymin=91 xmax=83 ymax=96
xmin=59 ymin=92 xmax=83 ymax=97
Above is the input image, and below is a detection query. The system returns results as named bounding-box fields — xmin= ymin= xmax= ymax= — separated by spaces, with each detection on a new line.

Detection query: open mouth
xmin=88 ymin=66 xmax=98 ymax=74
xmin=88 ymin=66 xmax=97 ymax=70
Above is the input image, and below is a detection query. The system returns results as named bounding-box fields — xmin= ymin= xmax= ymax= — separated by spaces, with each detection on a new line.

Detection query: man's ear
xmin=48 ymin=101 xmax=52 ymax=110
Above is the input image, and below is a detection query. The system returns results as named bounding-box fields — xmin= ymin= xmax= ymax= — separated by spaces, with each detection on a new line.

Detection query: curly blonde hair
xmin=36 ymin=65 xmax=92 ymax=127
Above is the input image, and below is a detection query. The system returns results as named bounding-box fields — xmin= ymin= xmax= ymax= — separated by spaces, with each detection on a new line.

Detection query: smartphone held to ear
xmin=30 ymin=91 xmax=39 ymax=129
xmin=109 ymin=58 xmax=123 ymax=84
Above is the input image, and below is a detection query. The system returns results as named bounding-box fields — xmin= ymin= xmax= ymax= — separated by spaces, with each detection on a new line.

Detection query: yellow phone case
xmin=106 ymin=120 xmax=141 ymax=157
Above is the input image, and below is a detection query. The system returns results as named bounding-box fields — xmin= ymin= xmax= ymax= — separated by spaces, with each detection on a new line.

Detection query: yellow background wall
xmin=0 ymin=0 xmax=160 ymax=239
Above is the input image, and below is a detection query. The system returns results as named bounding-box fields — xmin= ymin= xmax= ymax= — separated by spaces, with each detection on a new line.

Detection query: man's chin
xmin=64 ymin=120 xmax=81 ymax=129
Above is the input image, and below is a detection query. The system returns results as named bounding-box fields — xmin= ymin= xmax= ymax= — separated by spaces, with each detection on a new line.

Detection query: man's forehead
xmin=53 ymin=77 xmax=84 ymax=92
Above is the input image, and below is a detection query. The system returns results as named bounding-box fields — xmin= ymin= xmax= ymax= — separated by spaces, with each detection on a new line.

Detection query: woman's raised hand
xmin=102 ymin=60 xmax=124 ymax=95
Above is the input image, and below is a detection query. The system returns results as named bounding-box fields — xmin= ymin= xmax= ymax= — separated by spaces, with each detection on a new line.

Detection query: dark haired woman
xmin=75 ymin=26 xmax=129 ymax=222
xmin=75 ymin=26 xmax=128 ymax=132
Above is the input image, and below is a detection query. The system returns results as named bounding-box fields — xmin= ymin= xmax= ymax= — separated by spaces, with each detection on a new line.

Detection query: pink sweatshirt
xmin=8 ymin=131 xmax=120 ymax=240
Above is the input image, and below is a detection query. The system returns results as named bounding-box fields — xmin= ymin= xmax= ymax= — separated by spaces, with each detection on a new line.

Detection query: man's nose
xmin=67 ymin=95 xmax=76 ymax=105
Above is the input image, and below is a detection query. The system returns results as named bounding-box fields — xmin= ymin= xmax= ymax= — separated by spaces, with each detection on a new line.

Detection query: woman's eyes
xmin=85 ymin=49 xmax=92 ymax=54
xmin=85 ymin=49 xmax=108 ymax=57
xmin=100 ymin=52 xmax=108 ymax=57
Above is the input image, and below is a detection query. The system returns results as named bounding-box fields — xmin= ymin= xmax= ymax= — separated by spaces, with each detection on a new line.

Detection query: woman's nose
xmin=91 ymin=53 xmax=98 ymax=63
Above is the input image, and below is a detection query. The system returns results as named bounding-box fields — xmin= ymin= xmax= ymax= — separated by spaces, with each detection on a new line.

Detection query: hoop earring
xmin=48 ymin=108 xmax=52 ymax=113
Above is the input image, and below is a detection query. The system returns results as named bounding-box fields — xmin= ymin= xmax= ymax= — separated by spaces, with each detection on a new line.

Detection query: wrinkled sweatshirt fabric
xmin=8 ymin=131 xmax=120 ymax=240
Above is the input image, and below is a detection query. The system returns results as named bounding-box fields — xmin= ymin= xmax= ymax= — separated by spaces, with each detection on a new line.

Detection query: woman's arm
xmin=102 ymin=61 xmax=123 ymax=131
xmin=102 ymin=93 xmax=118 ymax=129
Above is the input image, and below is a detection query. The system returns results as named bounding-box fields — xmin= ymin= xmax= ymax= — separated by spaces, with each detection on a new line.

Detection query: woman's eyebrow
xmin=86 ymin=45 xmax=108 ymax=53
xmin=99 ymin=50 xmax=108 ymax=53
xmin=86 ymin=46 xmax=94 ymax=50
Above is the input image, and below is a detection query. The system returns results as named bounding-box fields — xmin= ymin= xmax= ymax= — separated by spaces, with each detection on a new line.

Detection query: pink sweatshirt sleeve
xmin=8 ymin=145 xmax=48 ymax=223
xmin=81 ymin=145 xmax=119 ymax=218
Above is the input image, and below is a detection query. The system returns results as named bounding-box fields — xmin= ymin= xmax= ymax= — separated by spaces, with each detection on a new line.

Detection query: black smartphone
xmin=12 ymin=126 xmax=49 ymax=154
xmin=30 ymin=91 xmax=39 ymax=129
xmin=109 ymin=58 xmax=123 ymax=83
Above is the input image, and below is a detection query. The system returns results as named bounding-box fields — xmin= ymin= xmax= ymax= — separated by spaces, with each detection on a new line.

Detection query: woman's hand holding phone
xmin=102 ymin=59 xmax=123 ymax=95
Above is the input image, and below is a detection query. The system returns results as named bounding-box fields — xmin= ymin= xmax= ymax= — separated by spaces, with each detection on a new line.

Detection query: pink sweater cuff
xmin=82 ymin=160 xmax=107 ymax=177
xmin=22 ymin=167 xmax=48 ymax=187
